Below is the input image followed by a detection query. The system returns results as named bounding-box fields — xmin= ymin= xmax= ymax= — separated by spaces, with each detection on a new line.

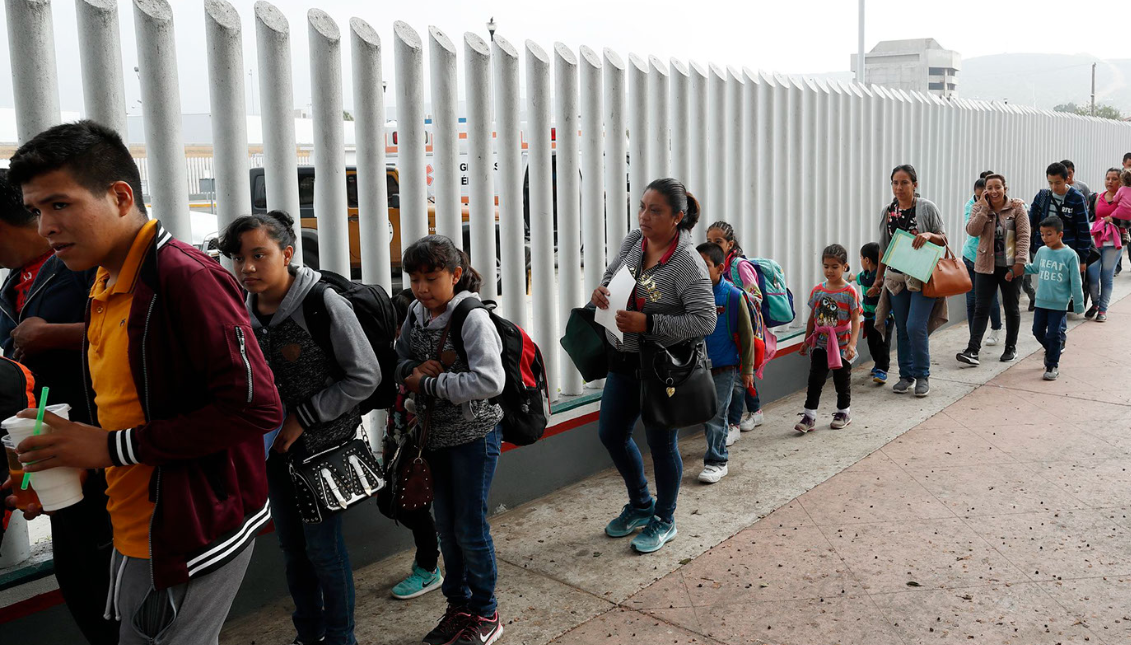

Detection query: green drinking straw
xmin=20 ymin=387 xmax=48 ymax=491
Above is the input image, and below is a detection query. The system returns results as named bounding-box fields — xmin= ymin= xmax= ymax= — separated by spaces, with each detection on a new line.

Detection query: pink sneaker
xmin=794 ymin=413 xmax=816 ymax=434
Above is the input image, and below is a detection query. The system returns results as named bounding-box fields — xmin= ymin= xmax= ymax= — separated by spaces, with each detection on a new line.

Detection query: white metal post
xmin=707 ymin=64 xmax=726 ymax=233
xmin=648 ymin=55 xmax=670 ymax=181
xmin=554 ymin=43 xmax=583 ymax=396
xmin=755 ymin=71 xmax=775 ymax=257
xmin=76 ymin=0 xmax=127 ymax=136
xmin=394 ymin=21 xmax=428 ymax=247
xmin=741 ymin=68 xmax=758 ymax=250
xmin=464 ymin=33 xmax=497 ymax=301
xmin=6 ymin=0 xmax=60 ymax=144
xmin=688 ymin=61 xmax=709 ymax=243
xmin=429 ymin=26 xmax=462 ymax=244
xmin=134 ymin=0 xmax=190 ymax=240
xmin=254 ymin=1 xmax=303 ymax=263
xmin=627 ymin=54 xmax=649 ymax=209
xmin=526 ymin=40 xmax=560 ymax=400
xmin=603 ymin=49 xmax=628 ymax=257
xmin=350 ymin=17 xmax=391 ymax=290
xmin=204 ymin=0 xmax=251 ymax=252
xmin=669 ymin=59 xmax=690 ymax=189
xmin=770 ymin=74 xmax=788 ymax=263
xmin=493 ymin=35 xmax=526 ymax=327
xmin=580 ymin=46 xmax=605 ymax=294
xmin=307 ymin=9 xmax=349 ymax=277
xmin=725 ymin=67 xmax=744 ymax=237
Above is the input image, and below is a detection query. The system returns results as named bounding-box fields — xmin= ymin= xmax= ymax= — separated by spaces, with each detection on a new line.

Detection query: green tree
xmin=1054 ymin=102 xmax=1124 ymax=120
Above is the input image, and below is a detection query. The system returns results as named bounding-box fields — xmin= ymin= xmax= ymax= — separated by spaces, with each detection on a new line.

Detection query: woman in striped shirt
xmin=590 ymin=178 xmax=716 ymax=555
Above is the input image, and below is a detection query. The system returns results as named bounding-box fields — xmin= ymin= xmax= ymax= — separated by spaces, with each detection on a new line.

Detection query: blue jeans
xmin=1033 ymin=307 xmax=1067 ymax=368
xmin=598 ymin=370 xmax=683 ymax=523
xmin=428 ymin=425 xmax=502 ymax=618
xmin=704 ymin=368 xmax=737 ymax=466
xmin=267 ymin=453 xmax=357 ymax=645
xmin=727 ymin=381 xmax=761 ymax=425
xmin=888 ymin=287 xmax=936 ymax=379
xmin=964 ymin=257 xmax=1001 ymax=330
xmin=1087 ymin=246 xmax=1120 ymax=313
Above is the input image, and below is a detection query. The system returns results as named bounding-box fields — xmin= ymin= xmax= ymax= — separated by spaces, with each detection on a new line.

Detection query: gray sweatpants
xmin=107 ymin=544 xmax=253 ymax=645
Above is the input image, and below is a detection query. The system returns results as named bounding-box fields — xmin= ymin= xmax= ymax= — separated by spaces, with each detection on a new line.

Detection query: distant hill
xmin=807 ymin=53 xmax=1131 ymax=116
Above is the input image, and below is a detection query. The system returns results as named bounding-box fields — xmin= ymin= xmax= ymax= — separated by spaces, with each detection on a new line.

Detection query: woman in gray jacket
xmin=956 ymin=173 xmax=1030 ymax=366
xmin=866 ymin=165 xmax=948 ymax=398
xmin=590 ymin=178 xmax=716 ymax=555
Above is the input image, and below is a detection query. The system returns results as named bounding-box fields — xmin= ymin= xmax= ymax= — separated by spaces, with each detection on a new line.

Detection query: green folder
xmin=560 ymin=306 xmax=609 ymax=382
xmin=881 ymin=229 xmax=944 ymax=283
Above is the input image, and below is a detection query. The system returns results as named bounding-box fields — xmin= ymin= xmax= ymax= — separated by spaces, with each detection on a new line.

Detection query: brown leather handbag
xmin=923 ymin=243 xmax=972 ymax=299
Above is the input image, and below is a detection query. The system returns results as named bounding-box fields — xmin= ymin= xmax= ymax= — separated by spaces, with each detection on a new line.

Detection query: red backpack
xmin=449 ymin=298 xmax=550 ymax=446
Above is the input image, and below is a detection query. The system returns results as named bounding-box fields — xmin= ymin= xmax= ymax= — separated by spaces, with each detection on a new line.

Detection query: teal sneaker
xmin=605 ymin=501 xmax=655 ymax=538
xmin=391 ymin=561 xmax=443 ymax=600
xmin=631 ymin=517 xmax=678 ymax=553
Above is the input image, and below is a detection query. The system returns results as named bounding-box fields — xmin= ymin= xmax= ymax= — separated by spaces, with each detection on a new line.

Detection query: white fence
xmin=7 ymin=0 xmax=1131 ymax=405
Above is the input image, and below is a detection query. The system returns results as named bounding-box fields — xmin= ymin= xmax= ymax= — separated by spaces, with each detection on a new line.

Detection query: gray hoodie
xmin=395 ymin=290 xmax=505 ymax=449
xmin=247 ymin=266 xmax=380 ymax=448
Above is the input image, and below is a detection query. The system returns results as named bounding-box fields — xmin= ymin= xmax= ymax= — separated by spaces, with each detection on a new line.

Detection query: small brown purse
xmin=923 ymin=242 xmax=972 ymax=299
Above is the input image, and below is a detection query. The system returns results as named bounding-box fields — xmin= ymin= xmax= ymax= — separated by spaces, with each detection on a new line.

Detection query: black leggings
xmin=967 ymin=266 xmax=1021 ymax=352
xmin=805 ymin=348 xmax=851 ymax=411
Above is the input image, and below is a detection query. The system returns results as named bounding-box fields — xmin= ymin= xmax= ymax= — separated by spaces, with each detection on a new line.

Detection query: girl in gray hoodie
xmin=220 ymin=210 xmax=379 ymax=645
xmin=395 ymin=235 xmax=506 ymax=645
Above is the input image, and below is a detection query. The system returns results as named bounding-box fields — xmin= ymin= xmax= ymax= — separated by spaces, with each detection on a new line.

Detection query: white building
xmin=851 ymin=38 xmax=961 ymax=97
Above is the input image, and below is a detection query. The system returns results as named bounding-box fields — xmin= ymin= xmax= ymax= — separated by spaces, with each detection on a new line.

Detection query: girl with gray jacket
xmin=591 ymin=178 xmax=716 ymax=555
xmin=220 ymin=210 xmax=380 ymax=645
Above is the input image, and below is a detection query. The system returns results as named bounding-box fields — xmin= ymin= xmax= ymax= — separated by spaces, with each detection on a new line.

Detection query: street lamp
xmin=487 ymin=17 xmax=496 ymax=42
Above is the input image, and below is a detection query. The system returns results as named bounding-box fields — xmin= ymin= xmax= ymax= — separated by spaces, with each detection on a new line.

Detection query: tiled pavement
xmin=223 ymin=281 xmax=1131 ymax=645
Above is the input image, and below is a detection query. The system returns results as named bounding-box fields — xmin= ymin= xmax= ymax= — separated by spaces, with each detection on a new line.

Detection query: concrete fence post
xmin=526 ymin=40 xmax=559 ymax=400
xmin=741 ymin=68 xmax=757 ymax=250
xmin=725 ymin=66 xmax=743 ymax=236
xmin=307 ymin=9 xmax=349 ymax=277
xmin=602 ymin=49 xmax=628 ymax=256
xmin=627 ymin=54 xmax=649 ymax=207
xmin=579 ymin=46 xmax=605 ymax=295
xmin=394 ymin=21 xmax=428 ymax=247
xmin=707 ymin=64 xmax=726 ymax=238
xmin=204 ymin=0 xmax=251 ymax=256
xmin=429 ymin=27 xmax=461 ymax=243
xmin=254 ymin=1 xmax=303 ymax=263
xmin=669 ymin=59 xmax=690 ymax=190
xmin=492 ymin=35 xmax=525 ymax=327
xmin=134 ymin=0 xmax=190 ymax=240
xmin=350 ymin=17 xmax=391 ymax=290
xmin=6 ymin=0 xmax=60 ymax=144
xmin=648 ymin=55 xmax=670 ymax=181
xmin=464 ymin=32 xmax=497 ymax=301
xmin=554 ymin=43 xmax=583 ymax=396
xmin=76 ymin=0 xmax=127 ymax=137
xmin=688 ymin=61 xmax=708 ymax=243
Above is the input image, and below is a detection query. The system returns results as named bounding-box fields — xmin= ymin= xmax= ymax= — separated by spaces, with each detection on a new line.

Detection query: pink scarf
xmin=805 ymin=322 xmax=851 ymax=369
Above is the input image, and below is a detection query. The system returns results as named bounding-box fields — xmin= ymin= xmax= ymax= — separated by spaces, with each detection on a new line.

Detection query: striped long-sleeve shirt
xmin=600 ymin=229 xmax=717 ymax=353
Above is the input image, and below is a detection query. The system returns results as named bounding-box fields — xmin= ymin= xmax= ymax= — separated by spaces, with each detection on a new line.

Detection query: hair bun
xmin=266 ymin=209 xmax=295 ymax=230
xmin=683 ymin=191 xmax=701 ymax=230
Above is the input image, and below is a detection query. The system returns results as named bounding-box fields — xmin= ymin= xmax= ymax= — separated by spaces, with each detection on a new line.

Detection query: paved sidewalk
xmin=222 ymin=280 xmax=1130 ymax=645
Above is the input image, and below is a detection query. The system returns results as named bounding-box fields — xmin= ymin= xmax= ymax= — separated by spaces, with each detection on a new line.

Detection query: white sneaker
xmin=698 ymin=464 xmax=728 ymax=484
xmin=985 ymin=330 xmax=1001 ymax=347
xmin=725 ymin=424 xmax=741 ymax=447
xmin=739 ymin=410 xmax=763 ymax=431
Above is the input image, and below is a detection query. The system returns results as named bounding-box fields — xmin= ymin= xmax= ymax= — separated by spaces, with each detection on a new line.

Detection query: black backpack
xmin=448 ymin=298 xmax=550 ymax=446
xmin=302 ymin=270 xmax=399 ymax=413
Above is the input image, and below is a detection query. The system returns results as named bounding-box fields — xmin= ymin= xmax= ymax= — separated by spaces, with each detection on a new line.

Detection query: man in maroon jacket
xmin=8 ymin=120 xmax=283 ymax=644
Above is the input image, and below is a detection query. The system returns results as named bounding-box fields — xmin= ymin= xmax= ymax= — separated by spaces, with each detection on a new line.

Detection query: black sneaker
xmin=1085 ymin=306 xmax=1098 ymax=319
xmin=956 ymin=350 xmax=980 ymax=366
xmin=424 ymin=605 xmax=472 ymax=645
xmin=1000 ymin=347 xmax=1017 ymax=362
xmin=1028 ymin=300 xmax=1036 ymax=312
xmin=454 ymin=612 xmax=504 ymax=645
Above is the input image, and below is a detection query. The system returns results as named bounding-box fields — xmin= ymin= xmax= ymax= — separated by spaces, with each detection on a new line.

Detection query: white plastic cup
xmin=2 ymin=403 xmax=83 ymax=511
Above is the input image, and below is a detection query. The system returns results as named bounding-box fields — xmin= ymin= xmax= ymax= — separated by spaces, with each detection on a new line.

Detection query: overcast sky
xmin=0 ymin=0 xmax=1123 ymax=116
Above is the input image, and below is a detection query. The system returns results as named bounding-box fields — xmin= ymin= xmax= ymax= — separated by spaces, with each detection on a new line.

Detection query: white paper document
xmin=595 ymin=265 xmax=637 ymax=343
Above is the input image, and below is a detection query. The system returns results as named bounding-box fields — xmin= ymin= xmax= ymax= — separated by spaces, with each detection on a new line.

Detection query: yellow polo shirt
xmin=88 ymin=220 xmax=157 ymax=559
